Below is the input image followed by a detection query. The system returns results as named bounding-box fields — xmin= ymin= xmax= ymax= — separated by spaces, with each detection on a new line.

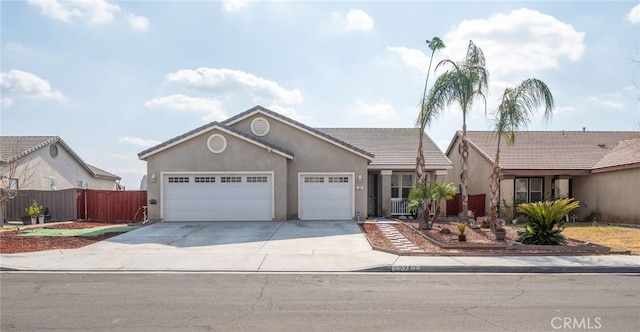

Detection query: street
xmin=1 ymin=273 xmax=638 ymax=331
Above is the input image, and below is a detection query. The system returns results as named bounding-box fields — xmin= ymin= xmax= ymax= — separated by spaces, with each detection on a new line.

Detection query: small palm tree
xmin=489 ymin=78 xmax=554 ymax=229
xmin=416 ymin=37 xmax=446 ymax=185
xmin=407 ymin=183 xmax=434 ymax=229
xmin=429 ymin=181 xmax=456 ymax=227
xmin=516 ymin=198 xmax=580 ymax=245
xmin=408 ymin=181 xmax=456 ymax=229
xmin=424 ymin=40 xmax=489 ymax=217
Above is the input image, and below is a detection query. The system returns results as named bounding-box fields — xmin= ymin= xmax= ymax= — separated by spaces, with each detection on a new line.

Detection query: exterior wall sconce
xmin=150 ymin=174 xmax=157 ymax=183
xmin=357 ymin=174 xmax=363 ymax=183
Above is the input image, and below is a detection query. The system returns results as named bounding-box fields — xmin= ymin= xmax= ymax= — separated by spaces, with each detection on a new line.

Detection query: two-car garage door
xmin=163 ymin=174 xmax=272 ymax=221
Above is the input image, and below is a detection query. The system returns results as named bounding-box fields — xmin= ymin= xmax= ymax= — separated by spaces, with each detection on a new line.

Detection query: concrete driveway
xmin=0 ymin=221 xmax=398 ymax=272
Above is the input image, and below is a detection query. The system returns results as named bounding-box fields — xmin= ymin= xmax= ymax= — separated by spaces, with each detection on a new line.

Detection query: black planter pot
xmin=494 ymin=230 xmax=506 ymax=241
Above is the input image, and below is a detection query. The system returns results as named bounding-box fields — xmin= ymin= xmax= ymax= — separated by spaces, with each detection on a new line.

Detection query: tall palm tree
xmin=416 ymin=37 xmax=446 ymax=185
xmin=489 ymin=78 xmax=554 ymax=227
xmin=423 ymin=40 xmax=489 ymax=217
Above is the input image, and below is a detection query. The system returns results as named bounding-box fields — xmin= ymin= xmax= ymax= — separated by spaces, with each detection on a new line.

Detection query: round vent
xmin=251 ymin=117 xmax=270 ymax=136
xmin=207 ymin=134 xmax=227 ymax=153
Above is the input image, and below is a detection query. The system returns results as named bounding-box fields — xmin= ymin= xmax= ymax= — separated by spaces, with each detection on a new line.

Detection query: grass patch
xmin=561 ymin=225 xmax=640 ymax=254
xmin=19 ymin=226 xmax=138 ymax=237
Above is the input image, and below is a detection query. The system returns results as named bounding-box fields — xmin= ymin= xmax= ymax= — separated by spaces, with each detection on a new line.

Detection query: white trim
xmin=226 ymin=109 xmax=374 ymax=161
xmin=380 ymin=170 xmax=393 ymax=176
xmin=160 ymin=171 xmax=275 ymax=221
xmin=369 ymin=164 xmax=453 ymax=170
xmin=297 ymin=172 xmax=355 ymax=220
xmin=139 ymin=124 xmax=293 ymax=160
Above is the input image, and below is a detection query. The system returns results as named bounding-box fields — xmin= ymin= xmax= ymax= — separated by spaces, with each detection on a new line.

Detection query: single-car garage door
xmin=163 ymin=174 xmax=273 ymax=221
xmin=299 ymin=174 xmax=353 ymax=220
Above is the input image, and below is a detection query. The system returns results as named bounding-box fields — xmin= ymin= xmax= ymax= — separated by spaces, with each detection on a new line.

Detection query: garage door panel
xmin=164 ymin=174 xmax=272 ymax=221
xmin=300 ymin=175 xmax=353 ymax=220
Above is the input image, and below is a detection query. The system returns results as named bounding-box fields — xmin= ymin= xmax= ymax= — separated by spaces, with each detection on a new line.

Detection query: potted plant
xmin=494 ymin=226 xmax=506 ymax=241
xmin=24 ymin=200 xmax=43 ymax=225
xmin=457 ymin=222 xmax=467 ymax=242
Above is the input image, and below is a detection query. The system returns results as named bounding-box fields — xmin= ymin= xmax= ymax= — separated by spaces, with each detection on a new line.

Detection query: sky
xmin=1 ymin=0 xmax=639 ymax=190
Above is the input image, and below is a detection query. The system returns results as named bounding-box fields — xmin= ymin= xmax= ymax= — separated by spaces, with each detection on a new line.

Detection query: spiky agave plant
xmin=516 ymin=198 xmax=580 ymax=245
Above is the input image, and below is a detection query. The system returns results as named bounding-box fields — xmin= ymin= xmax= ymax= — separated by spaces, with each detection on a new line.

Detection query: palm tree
xmin=489 ymin=78 xmax=554 ymax=228
xmin=407 ymin=181 xmax=456 ymax=229
xmin=428 ymin=181 xmax=456 ymax=227
xmin=416 ymin=37 xmax=446 ymax=185
xmin=423 ymin=40 xmax=489 ymax=217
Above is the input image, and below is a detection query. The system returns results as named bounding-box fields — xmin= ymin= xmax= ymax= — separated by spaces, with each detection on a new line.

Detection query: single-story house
xmin=0 ymin=136 xmax=121 ymax=191
xmin=444 ymin=130 xmax=640 ymax=224
xmin=138 ymin=105 xmax=452 ymax=222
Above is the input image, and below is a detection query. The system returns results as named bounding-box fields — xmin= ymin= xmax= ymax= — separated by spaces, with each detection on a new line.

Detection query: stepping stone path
xmin=377 ymin=223 xmax=424 ymax=253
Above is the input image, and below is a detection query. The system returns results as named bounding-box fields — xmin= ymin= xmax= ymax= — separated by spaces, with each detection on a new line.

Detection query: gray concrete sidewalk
xmin=1 ymin=221 xmax=639 ymax=273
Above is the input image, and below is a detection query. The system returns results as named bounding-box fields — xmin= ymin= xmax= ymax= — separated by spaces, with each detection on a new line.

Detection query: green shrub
xmin=516 ymin=198 xmax=579 ymax=245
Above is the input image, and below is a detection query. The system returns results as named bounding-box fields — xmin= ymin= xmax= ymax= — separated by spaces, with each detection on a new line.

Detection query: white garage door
xmin=163 ymin=174 xmax=272 ymax=221
xmin=299 ymin=174 xmax=353 ymax=220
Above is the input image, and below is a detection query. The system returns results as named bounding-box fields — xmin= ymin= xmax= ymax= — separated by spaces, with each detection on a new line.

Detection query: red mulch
xmin=0 ymin=222 xmax=129 ymax=254
xmin=361 ymin=220 xmax=611 ymax=256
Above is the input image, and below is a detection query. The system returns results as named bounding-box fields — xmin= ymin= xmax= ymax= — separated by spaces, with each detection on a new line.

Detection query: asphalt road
xmin=1 ymin=273 xmax=638 ymax=331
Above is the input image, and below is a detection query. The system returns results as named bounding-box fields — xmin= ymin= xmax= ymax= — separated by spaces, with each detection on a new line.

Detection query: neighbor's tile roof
xmin=592 ymin=138 xmax=640 ymax=170
xmin=459 ymin=131 xmax=640 ymax=170
xmin=0 ymin=136 xmax=120 ymax=180
xmin=318 ymin=128 xmax=452 ymax=168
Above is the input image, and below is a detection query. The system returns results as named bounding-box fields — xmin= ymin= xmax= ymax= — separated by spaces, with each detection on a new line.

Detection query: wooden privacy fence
xmin=5 ymin=189 xmax=147 ymax=223
xmin=77 ymin=190 xmax=147 ymax=222
xmin=446 ymin=193 xmax=486 ymax=218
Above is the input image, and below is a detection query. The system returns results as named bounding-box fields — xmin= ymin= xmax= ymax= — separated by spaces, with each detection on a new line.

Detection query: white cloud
xmin=27 ymin=0 xmax=148 ymax=30
xmin=166 ymin=67 xmax=303 ymax=105
xmin=587 ymin=92 xmax=625 ymax=109
xmin=265 ymin=104 xmax=305 ymax=122
xmin=331 ymin=9 xmax=374 ymax=33
xmin=118 ymin=136 xmax=160 ymax=148
xmin=387 ymin=47 xmax=430 ymax=73
xmin=0 ymin=69 xmax=66 ymax=106
xmin=627 ymin=4 xmax=640 ymax=24
xmin=443 ymin=8 xmax=585 ymax=78
xmin=128 ymin=13 xmax=150 ymax=31
xmin=222 ymin=0 xmax=252 ymax=13
xmin=144 ymin=94 xmax=227 ymax=122
xmin=354 ymin=100 xmax=397 ymax=120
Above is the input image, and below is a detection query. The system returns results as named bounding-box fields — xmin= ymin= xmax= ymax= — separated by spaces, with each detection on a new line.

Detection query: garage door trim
xmin=298 ymin=172 xmax=355 ymax=220
xmin=161 ymin=171 xmax=275 ymax=221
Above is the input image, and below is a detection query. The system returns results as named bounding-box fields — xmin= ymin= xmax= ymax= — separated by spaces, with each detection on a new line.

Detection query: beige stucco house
xmin=444 ymin=131 xmax=640 ymax=225
xmin=138 ymin=106 xmax=452 ymax=222
xmin=0 ymin=136 xmax=121 ymax=192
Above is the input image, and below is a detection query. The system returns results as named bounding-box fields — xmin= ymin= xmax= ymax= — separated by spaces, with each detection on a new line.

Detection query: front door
xmin=368 ymin=174 xmax=378 ymax=217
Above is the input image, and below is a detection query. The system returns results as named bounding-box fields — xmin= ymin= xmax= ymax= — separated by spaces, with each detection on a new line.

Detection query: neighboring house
xmin=444 ymin=131 xmax=640 ymax=224
xmin=0 ymin=136 xmax=122 ymax=192
xmin=138 ymin=106 xmax=452 ymax=222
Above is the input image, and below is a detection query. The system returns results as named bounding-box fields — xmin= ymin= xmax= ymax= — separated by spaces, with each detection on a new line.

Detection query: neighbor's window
xmin=9 ymin=178 xmax=18 ymax=190
xmin=515 ymin=177 xmax=544 ymax=204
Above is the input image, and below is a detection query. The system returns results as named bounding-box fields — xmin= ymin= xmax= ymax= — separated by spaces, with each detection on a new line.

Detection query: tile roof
xmin=318 ymin=128 xmax=452 ymax=168
xmin=457 ymin=131 xmax=640 ymax=171
xmin=0 ymin=136 xmax=120 ymax=180
xmin=592 ymin=138 xmax=640 ymax=170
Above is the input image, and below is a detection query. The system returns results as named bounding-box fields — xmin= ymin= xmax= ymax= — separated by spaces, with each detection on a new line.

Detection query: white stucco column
xmin=380 ymin=170 xmax=392 ymax=217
